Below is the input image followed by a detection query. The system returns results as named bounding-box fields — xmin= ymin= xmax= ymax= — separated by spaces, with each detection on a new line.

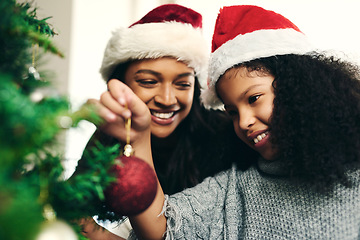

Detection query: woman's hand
xmin=87 ymin=79 xmax=151 ymax=145
xmin=85 ymin=80 xmax=165 ymax=239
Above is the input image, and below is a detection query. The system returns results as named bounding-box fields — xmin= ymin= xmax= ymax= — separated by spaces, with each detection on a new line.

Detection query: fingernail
xmin=118 ymin=97 xmax=126 ymax=106
xmin=106 ymin=112 xmax=116 ymax=121
xmin=122 ymin=110 xmax=131 ymax=119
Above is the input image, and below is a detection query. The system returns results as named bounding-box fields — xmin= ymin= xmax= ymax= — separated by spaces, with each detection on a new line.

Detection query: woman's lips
xmin=151 ymin=110 xmax=176 ymax=125
xmin=151 ymin=111 xmax=174 ymax=119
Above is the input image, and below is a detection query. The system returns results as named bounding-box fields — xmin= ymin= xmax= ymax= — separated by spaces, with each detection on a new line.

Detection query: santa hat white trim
xmin=201 ymin=28 xmax=315 ymax=109
xmin=100 ymin=21 xmax=209 ymax=89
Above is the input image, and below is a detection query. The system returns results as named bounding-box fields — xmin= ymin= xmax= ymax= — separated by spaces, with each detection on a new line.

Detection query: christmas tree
xmin=0 ymin=1 xmax=123 ymax=239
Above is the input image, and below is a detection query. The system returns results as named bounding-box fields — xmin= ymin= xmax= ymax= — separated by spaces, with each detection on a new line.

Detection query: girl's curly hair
xmin=244 ymin=54 xmax=360 ymax=190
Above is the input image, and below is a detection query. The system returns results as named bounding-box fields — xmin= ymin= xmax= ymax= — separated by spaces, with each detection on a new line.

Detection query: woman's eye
xmin=136 ymin=79 xmax=158 ymax=87
xmin=175 ymin=82 xmax=192 ymax=89
xmin=248 ymin=95 xmax=260 ymax=104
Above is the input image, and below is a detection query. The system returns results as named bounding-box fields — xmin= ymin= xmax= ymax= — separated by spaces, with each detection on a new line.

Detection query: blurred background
xmin=28 ymin=0 xmax=360 ymax=178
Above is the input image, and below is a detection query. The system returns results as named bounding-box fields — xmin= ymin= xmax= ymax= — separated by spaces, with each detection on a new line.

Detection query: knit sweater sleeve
xmin=126 ymin=166 xmax=241 ymax=240
xmin=163 ymin=165 xmax=241 ymax=239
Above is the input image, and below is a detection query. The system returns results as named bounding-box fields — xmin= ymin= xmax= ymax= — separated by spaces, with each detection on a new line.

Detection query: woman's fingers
xmin=88 ymin=79 xmax=151 ymax=142
xmin=86 ymin=98 xmax=117 ymax=122
xmin=100 ymin=91 xmax=131 ymax=120
xmin=107 ymin=79 xmax=132 ymax=106
xmin=107 ymin=79 xmax=151 ymax=129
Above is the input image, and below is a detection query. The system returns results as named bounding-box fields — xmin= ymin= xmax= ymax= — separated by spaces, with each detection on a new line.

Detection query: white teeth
xmin=152 ymin=111 xmax=174 ymax=119
xmin=253 ymin=132 xmax=268 ymax=144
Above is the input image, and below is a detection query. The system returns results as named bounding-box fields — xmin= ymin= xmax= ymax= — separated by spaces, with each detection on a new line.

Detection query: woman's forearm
xmin=127 ymin=130 xmax=167 ymax=240
xmin=129 ymin=182 xmax=166 ymax=240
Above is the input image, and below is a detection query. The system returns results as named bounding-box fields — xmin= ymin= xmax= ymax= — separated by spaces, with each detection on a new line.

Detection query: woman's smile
xmin=125 ymin=57 xmax=195 ymax=138
xmin=150 ymin=110 xmax=178 ymax=125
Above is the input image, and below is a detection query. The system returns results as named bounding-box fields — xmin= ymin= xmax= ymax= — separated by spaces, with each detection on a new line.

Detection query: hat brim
xmin=100 ymin=21 xmax=209 ymax=89
xmin=202 ymin=28 xmax=315 ymax=109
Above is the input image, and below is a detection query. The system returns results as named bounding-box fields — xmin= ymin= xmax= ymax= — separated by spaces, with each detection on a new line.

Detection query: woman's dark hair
xmin=108 ymin=60 xmax=254 ymax=194
xmin=242 ymin=54 xmax=360 ymax=190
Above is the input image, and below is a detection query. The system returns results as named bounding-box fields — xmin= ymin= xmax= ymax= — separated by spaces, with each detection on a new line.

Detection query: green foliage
xmin=0 ymin=0 xmax=62 ymax=89
xmin=0 ymin=173 xmax=44 ymax=240
xmin=49 ymin=143 xmax=120 ymax=222
xmin=0 ymin=76 xmax=69 ymax=165
xmin=0 ymin=1 xmax=119 ymax=239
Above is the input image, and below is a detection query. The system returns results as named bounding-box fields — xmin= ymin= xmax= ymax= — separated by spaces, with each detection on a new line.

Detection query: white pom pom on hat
xmin=100 ymin=4 xmax=209 ymax=89
xmin=201 ymin=5 xmax=315 ymax=110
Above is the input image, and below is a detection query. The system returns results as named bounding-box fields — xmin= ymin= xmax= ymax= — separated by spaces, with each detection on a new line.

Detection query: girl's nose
xmin=238 ymin=108 xmax=255 ymax=130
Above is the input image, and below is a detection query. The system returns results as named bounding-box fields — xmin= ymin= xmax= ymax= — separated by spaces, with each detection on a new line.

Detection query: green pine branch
xmin=0 ymin=1 xmax=122 ymax=239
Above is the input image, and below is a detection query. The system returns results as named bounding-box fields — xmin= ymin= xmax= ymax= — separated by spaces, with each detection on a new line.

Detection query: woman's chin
xmin=150 ymin=124 xmax=178 ymax=139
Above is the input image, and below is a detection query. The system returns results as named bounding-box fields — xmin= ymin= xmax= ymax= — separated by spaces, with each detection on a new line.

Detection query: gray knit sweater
xmin=161 ymin=160 xmax=360 ymax=239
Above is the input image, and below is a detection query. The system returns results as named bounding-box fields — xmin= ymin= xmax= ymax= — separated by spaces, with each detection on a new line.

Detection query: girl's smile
xmin=249 ymin=130 xmax=269 ymax=146
xmin=216 ymin=66 xmax=277 ymax=160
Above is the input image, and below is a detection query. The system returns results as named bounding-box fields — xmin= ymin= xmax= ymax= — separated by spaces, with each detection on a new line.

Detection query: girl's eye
xmin=248 ymin=95 xmax=260 ymax=104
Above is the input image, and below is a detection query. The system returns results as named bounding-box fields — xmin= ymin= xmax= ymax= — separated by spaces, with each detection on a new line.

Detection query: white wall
xmin=32 ymin=0 xmax=360 ymax=178
xmin=25 ymin=0 xmax=72 ymax=96
xmin=32 ymin=0 xmax=167 ymax=178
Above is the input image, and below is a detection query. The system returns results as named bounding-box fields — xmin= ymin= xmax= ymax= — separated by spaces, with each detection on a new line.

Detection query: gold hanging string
xmin=126 ymin=117 xmax=131 ymax=145
xmin=38 ymin=166 xmax=56 ymax=222
xmin=32 ymin=43 xmax=38 ymax=67
xmin=32 ymin=25 xmax=56 ymax=225
xmin=32 ymin=26 xmax=40 ymax=67
xmin=29 ymin=26 xmax=41 ymax=80
xmin=123 ymin=104 xmax=133 ymax=157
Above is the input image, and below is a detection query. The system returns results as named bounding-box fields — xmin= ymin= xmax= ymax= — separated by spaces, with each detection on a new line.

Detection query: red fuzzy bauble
xmin=104 ymin=156 xmax=158 ymax=216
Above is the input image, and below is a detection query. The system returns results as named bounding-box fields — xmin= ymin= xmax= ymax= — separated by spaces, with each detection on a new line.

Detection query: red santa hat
xmin=202 ymin=5 xmax=316 ymax=109
xmin=100 ymin=4 xmax=209 ymax=89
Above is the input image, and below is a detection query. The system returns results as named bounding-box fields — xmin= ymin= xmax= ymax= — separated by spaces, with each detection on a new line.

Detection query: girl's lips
xmin=248 ymin=130 xmax=269 ymax=148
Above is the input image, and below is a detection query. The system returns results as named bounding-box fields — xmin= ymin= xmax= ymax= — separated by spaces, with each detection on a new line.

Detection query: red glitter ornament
xmin=104 ymin=155 xmax=158 ymax=216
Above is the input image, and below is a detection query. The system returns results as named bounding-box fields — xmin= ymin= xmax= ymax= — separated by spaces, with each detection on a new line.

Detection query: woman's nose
xmin=154 ymin=85 xmax=177 ymax=106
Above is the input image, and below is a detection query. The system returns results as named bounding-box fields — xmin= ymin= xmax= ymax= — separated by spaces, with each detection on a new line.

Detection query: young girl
xmin=96 ymin=5 xmax=360 ymax=240
xmin=76 ymin=4 xmax=254 ymax=240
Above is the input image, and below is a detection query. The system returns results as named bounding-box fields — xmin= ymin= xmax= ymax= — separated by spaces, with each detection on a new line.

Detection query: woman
xmin=77 ymin=4 xmax=254 ymax=239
